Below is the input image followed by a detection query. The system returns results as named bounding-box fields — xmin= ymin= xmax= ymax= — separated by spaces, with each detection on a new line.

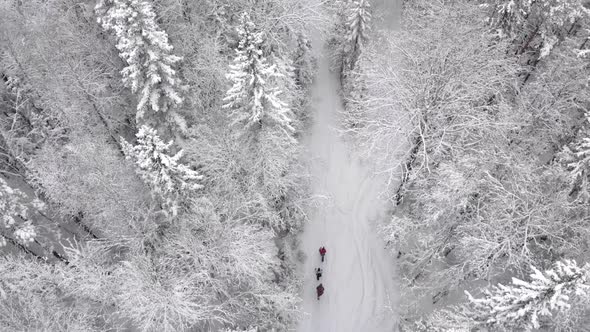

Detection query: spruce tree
xmin=465 ymin=260 xmax=590 ymax=330
xmin=95 ymin=0 xmax=184 ymax=120
xmin=222 ymin=13 xmax=294 ymax=140
xmin=121 ymin=125 xmax=202 ymax=216
xmin=345 ymin=0 xmax=372 ymax=70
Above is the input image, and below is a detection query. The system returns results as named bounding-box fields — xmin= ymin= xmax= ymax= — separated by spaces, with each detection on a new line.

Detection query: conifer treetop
xmin=347 ymin=0 xmax=372 ymax=44
xmin=343 ymin=0 xmax=372 ymax=70
xmin=465 ymin=259 xmax=590 ymax=330
xmin=121 ymin=125 xmax=203 ymax=216
xmin=96 ymin=0 xmax=184 ymax=120
xmin=222 ymin=12 xmax=294 ymax=139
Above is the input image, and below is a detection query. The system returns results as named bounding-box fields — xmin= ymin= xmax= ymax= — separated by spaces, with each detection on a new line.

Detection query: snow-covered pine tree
xmin=121 ymin=125 xmax=202 ymax=216
xmin=95 ymin=0 xmax=183 ymax=120
xmin=465 ymin=259 xmax=590 ymax=331
xmin=222 ymin=13 xmax=294 ymax=141
xmin=345 ymin=0 xmax=372 ymax=70
xmin=560 ymin=113 xmax=590 ymax=202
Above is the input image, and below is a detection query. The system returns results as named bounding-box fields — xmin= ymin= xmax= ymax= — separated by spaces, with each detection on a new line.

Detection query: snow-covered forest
xmin=2 ymin=0 xmax=590 ymax=331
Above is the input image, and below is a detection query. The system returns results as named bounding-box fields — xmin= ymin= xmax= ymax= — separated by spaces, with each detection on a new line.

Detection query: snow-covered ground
xmin=297 ymin=50 xmax=399 ymax=332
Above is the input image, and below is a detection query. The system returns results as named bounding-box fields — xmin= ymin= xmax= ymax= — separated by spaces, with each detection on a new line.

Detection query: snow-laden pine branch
xmin=121 ymin=126 xmax=202 ymax=216
xmin=95 ymin=0 xmax=183 ymax=120
xmin=222 ymin=13 xmax=294 ymax=140
xmin=465 ymin=259 xmax=590 ymax=330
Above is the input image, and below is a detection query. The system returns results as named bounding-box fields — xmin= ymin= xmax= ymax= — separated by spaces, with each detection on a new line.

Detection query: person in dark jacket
xmin=319 ymin=246 xmax=327 ymax=262
xmin=315 ymin=267 xmax=322 ymax=281
xmin=316 ymin=283 xmax=324 ymax=300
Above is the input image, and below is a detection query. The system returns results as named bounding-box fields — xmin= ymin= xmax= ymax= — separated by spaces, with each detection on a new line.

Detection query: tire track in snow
xmin=356 ymin=171 xmax=388 ymax=331
xmin=351 ymin=174 xmax=373 ymax=328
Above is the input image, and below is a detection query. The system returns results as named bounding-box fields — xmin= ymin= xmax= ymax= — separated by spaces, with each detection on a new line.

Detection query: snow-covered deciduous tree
xmin=114 ymin=197 xmax=298 ymax=331
xmin=222 ymin=13 xmax=294 ymax=141
xmin=488 ymin=0 xmax=586 ymax=37
xmin=224 ymin=328 xmax=258 ymax=332
xmin=349 ymin=3 xmax=590 ymax=324
xmin=292 ymin=33 xmax=315 ymax=90
xmin=345 ymin=0 xmax=372 ymax=69
xmin=0 ymin=76 xmax=44 ymax=170
xmin=486 ymin=0 xmax=589 ymax=58
xmin=486 ymin=0 xmax=535 ymax=39
xmin=465 ymin=260 xmax=590 ymax=331
xmin=403 ymin=309 xmax=474 ymax=332
xmin=121 ymin=125 xmax=202 ymax=216
xmin=95 ymin=0 xmax=184 ymax=120
xmin=0 ymin=178 xmax=43 ymax=246
xmin=0 ymin=253 xmax=109 ymax=331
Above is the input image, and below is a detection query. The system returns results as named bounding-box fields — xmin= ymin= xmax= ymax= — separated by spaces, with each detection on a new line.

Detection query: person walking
xmin=316 ymin=283 xmax=324 ymax=300
xmin=315 ymin=267 xmax=322 ymax=281
xmin=319 ymin=246 xmax=327 ymax=262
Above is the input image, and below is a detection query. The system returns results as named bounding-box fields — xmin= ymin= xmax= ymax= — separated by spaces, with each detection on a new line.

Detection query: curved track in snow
xmin=297 ymin=50 xmax=398 ymax=332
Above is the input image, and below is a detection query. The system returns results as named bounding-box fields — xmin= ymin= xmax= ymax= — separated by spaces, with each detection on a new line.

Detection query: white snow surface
xmin=297 ymin=52 xmax=399 ymax=332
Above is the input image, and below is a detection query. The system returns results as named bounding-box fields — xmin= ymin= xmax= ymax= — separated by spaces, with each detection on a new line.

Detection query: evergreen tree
xmin=222 ymin=13 xmax=294 ymax=140
xmin=345 ymin=0 xmax=372 ymax=70
xmin=465 ymin=260 xmax=590 ymax=331
xmin=121 ymin=125 xmax=202 ymax=216
xmin=95 ymin=0 xmax=184 ymax=120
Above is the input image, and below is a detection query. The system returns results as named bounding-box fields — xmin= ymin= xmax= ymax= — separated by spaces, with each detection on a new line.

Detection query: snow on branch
xmin=465 ymin=259 xmax=590 ymax=330
xmin=222 ymin=13 xmax=294 ymax=140
xmin=345 ymin=0 xmax=372 ymax=68
xmin=121 ymin=125 xmax=202 ymax=216
xmin=223 ymin=327 xmax=258 ymax=332
xmin=487 ymin=0 xmax=588 ymax=39
xmin=559 ymin=114 xmax=590 ymax=202
xmin=95 ymin=0 xmax=183 ymax=120
xmin=0 ymin=178 xmax=44 ymax=246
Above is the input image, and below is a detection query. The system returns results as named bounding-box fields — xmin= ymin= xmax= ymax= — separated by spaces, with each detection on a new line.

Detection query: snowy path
xmin=297 ymin=50 xmax=398 ymax=331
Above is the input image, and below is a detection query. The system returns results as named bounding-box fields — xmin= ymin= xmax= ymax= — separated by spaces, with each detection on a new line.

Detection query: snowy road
xmin=297 ymin=50 xmax=399 ymax=331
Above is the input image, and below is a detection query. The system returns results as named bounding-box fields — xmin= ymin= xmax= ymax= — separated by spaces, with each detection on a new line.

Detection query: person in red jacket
xmin=316 ymin=283 xmax=324 ymax=300
xmin=319 ymin=246 xmax=327 ymax=262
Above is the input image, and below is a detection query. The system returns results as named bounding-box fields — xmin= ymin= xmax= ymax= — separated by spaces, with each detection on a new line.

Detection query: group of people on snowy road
xmin=316 ymin=246 xmax=327 ymax=300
